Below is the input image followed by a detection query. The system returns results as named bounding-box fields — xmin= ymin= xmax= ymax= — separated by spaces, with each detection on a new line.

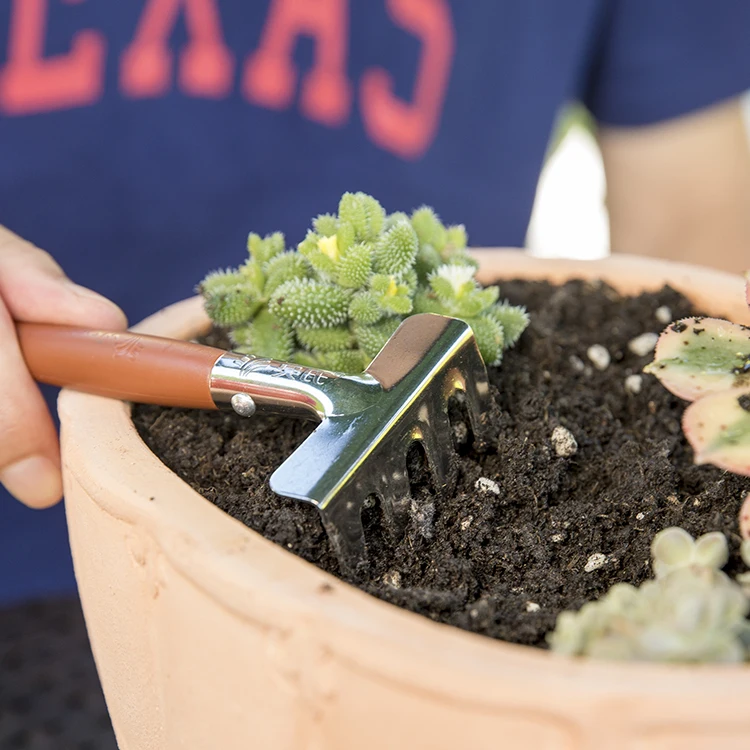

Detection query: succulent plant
xmin=740 ymin=493 xmax=750 ymax=541
xmin=643 ymin=317 xmax=750 ymax=401
xmin=548 ymin=527 xmax=750 ymax=663
xmin=681 ymin=387 xmax=750 ymax=476
xmin=737 ymin=539 xmax=750 ymax=597
xmin=650 ymin=526 xmax=728 ymax=578
xmin=644 ymin=276 xmax=750 ymax=477
xmin=199 ymin=192 xmax=529 ymax=373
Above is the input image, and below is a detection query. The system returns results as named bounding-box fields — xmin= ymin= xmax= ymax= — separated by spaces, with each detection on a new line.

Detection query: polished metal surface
xmin=209 ymin=314 xmax=490 ymax=578
xmin=210 ymin=352 xmax=381 ymax=420
xmin=230 ymin=393 xmax=257 ymax=418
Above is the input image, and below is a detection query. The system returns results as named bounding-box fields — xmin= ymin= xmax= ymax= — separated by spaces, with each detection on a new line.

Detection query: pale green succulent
xmin=548 ymin=527 xmax=750 ymax=663
xmin=199 ymin=192 xmax=529 ymax=372
xmin=737 ymin=540 xmax=750 ymax=596
xmin=651 ymin=527 xmax=729 ymax=578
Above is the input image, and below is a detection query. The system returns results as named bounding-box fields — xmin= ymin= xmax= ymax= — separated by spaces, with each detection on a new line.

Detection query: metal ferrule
xmin=209 ymin=352 xmax=381 ymax=421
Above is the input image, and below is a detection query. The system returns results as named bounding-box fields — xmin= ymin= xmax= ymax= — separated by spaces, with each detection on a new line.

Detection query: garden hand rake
xmin=19 ymin=313 xmax=490 ymax=577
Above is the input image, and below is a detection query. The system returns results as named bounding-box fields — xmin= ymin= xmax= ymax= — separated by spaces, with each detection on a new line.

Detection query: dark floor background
xmin=0 ymin=597 xmax=118 ymax=749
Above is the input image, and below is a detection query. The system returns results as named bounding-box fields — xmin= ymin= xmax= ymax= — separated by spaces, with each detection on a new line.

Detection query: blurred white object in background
xmin=528 ymin=90 xmax=750 ymax=262
xmin=525 ymin=122 xmax=609 ymax=261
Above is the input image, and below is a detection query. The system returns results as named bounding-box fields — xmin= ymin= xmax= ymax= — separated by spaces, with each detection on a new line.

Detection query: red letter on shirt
xmin=243 ymin=0 xmax=351 ymax=127
xmin=0 ymin=0 xmax=105 ymax=115
xmin=360 ymin=0 xmax=454 ymax=159
xmin=120 ymin=0 xmax=233 ymax=99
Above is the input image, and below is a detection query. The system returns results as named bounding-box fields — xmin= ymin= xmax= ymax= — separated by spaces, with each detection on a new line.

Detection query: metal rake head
xmin=268 ymin=314 xmax=491 ymax=578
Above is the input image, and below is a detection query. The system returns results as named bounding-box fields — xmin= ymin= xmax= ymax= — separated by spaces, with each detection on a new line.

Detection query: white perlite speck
xmin=584 ymin=553 xmax=607 ymax=572
xmin=383 ymin=570 xmax=402 ymax=588
xmin=525 ymin=601 xmax=541 ymax=613
xmin=550 ymin=533 xmax=564 ymax=543
xmin=569 ymin=355 xmax=585 ymax=372
xmin=628 ymin=332 xmax=659 ymax=357
xmin=655 ymin=305 xmax=672 ymax=324
xmin=460 ymin=515 xmax=474 ymax=530
xmin=587 ymin=344 xmax=610 ymax=371
xmin=624 ymin=374 xmax=643 ymax=395
xmin=551 ymin=425 xmax=578 ymax=457
xmin=475 ymin=477 xmax=500 ymax=495
xmin=452 ymin=421 xmax=469 ymax=444
xmin=636 ymin=512 xmax=645 ymax=520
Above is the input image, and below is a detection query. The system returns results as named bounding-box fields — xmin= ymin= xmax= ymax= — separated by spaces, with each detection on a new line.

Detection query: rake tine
xmin=318 ymin=487 xmax=369 ymax=580
xmin=419 ymin=403 xmax=457 ymax=495
xmin=371 ymin=454 xmax=412 ymax=542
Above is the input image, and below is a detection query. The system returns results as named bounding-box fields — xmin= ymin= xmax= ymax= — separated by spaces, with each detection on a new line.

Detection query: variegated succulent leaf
xmin=681 ymin=387 xmax=750 ymax=476
xmin=739 ymin=492 xmax=750 ymax=541
xmin=644 ymin=316 xmax=750 ymax=401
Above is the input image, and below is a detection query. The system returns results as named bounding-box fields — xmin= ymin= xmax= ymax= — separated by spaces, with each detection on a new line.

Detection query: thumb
xmin=0 ymin=226 xmax=127 ymax=508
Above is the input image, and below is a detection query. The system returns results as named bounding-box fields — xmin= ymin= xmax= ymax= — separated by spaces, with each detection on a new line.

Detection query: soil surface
xmin=133 ymin=279 xmax=750 ymax=649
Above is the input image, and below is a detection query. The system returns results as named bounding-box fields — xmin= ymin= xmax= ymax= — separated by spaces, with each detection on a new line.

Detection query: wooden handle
xmin=17 ymin=323 xmax=225 ymax=410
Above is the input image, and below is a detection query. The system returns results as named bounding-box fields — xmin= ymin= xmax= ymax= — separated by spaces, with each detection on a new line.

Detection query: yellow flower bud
xmin=318 ymin=234 xmax=340 ymax=262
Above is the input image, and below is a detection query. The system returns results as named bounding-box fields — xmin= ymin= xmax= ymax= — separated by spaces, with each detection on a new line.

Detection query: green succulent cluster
xmin=199 ymin=192 xmax=529 ymax=373
xmin=548 ymin=527 xmax=750 ymax=663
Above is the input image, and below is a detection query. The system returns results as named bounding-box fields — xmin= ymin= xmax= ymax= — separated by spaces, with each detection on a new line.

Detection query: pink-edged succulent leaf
xmin=682 ymin=387 xmax=750 ymax=476
xmin=740 ymin=492 xmax=750 ymax=541
xmin=644 ymin=317 xmax=750 ymax=401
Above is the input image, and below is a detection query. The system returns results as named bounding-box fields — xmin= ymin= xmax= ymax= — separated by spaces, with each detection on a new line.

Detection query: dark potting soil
xmin=132 ymin=279 xmax=750 ymax=649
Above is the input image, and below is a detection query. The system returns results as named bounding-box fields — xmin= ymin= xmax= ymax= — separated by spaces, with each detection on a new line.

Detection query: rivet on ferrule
xmin=230 ymin=392 xmax=257 ymax=418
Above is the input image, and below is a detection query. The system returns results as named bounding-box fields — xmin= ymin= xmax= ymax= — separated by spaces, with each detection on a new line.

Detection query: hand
xmin=0 ymin=225 xmax=127 ymax=508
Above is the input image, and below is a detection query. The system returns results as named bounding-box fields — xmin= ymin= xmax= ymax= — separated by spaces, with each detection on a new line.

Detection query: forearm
xmin=600 ymin=98 xmax=750 ymax=274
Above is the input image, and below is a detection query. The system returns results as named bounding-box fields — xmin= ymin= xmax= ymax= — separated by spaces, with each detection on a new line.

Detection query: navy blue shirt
xmin=1 ymin=0 xmax=749 ymax=603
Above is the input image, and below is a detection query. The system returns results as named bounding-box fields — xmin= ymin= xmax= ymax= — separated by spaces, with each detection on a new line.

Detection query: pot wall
xmin=60 ymin=251 xmax=750 ymax=750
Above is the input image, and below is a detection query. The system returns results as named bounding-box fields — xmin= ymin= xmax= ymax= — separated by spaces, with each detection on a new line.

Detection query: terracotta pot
xmin=60 ymin=251 xmax=750 ymax=750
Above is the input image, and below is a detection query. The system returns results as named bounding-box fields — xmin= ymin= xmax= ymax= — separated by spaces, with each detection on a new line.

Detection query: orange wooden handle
xmin=17 ymin=323 xmax=225 ymax=410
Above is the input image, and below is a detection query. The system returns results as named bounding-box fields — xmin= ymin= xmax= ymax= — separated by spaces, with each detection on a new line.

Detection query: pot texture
xmin=61 ymin=251 xmax=750 ymax=750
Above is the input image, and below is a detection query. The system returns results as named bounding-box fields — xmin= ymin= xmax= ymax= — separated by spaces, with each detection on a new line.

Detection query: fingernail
xmin=0 ymin=455 xmax=63 ymax=508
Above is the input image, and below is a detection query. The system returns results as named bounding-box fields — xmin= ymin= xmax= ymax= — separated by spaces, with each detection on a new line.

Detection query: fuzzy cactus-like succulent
xmin=644 ymin=276 xmax=750 ymax=477
xmin=199 ymin=192 xmax=529 ymax=372
xmin=548 ymin=527 xmax=750 ymax=663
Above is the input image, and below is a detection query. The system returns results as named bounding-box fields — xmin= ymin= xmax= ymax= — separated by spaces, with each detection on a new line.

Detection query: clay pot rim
xmin=59 ymin=250 xmax=750 ymax=701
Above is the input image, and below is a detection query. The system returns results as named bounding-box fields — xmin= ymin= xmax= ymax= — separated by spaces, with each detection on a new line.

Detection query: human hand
xmin=0 ymin=225 xmax=127 ymax=508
